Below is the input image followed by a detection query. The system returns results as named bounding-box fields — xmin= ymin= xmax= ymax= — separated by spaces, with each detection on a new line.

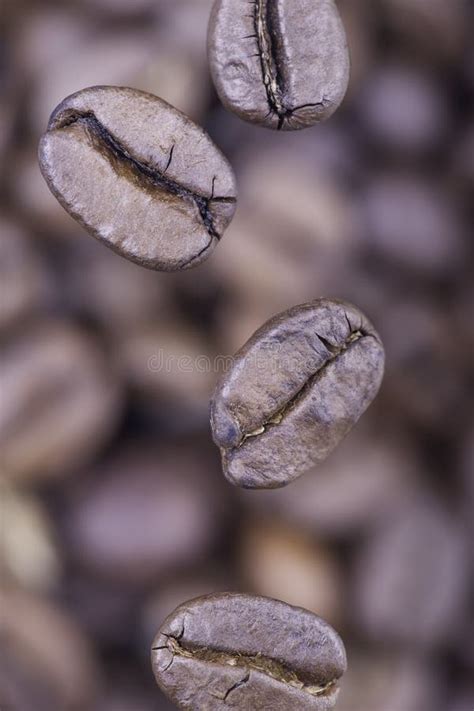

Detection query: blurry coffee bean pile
xmin=1 ymin=0 xmax=473 ymax=709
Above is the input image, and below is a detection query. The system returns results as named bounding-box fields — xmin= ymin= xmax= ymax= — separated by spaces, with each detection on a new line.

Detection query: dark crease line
xmin=52 ymin=111 xmax=236 ymax=241
xmin=177 ymin=235 xmax=214 ymax=269
xmin=254 ymin=0 xmax=286 ymax=120
xmin=163 ymin=635 xmax=338 ymax=699
xmin=164 ymin=143 xmax=175 ymax=173
xmin=253 ymin=2 xmax=330 ymax=128
xmin=223 ymin=672 xmax=251 ymax=701
xmin=233 ymin=328 xmax=367 ymax=448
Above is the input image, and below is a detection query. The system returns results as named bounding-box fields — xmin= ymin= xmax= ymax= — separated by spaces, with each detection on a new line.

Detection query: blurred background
xmin=1 ymin=0 xmax=473 ymax=709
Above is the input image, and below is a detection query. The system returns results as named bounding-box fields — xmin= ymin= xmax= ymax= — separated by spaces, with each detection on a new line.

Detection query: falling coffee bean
xmin=38 ymin=86 xmax=237 ymax=271
xmin=151 ymin=592 xmax=346 ymax=710
xmin=208 ymin=0 xmax=350 ymax=130
xmin=211 ymin=299 xmax=385 ymax=489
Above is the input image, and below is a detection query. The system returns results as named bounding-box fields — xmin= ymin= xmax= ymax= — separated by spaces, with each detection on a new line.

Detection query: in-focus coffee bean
xmin=208 ymin=0 xmax=350 ymax=130
xmin=38 ymin=86 xmax=237 ymax=271
xmin=211 ymin=298 xmax=385 ymax=489
xmin=151 ymin=592 xmax=346 ymax=710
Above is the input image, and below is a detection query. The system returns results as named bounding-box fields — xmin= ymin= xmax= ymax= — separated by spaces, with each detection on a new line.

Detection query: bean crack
xmin=158 ymin=635 xmax=338 ymax=699
xmin=238 ymin=328 xmax=365 ymax=446
xmin=51 ymin=110 xmax=235 ymax=240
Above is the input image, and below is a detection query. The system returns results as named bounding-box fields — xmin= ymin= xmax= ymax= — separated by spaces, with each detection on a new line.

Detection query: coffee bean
xmin=0 ymin=217 xmax=48 ymax=331
xmin=208 ymin=0 xmax=350 ymax=130
xmin=1 ymin=587 xmax=100 ymax=711
xmin=336 ymin=650 xmax=441 ymax=711
xmin=38 ymin=86 xmax=237 ymax=271
xmin=66 ymin=442 xmax=228 ymax=585
xmin=0 ymin=320 xmax=121 ymax=484
xmin=354 ymin=500 xmax=468 ymax=649
xmin=151 ymin=593 xmax=346 ymax=710
xmin=211 ymin=299 xmax=385 ymax=489
xmin=238 ymin=520 xmax=343 ymax=624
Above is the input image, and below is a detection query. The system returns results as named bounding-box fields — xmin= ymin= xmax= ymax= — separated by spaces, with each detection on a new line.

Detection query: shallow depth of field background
xmin=1 ymin=1 xmax=473 ymax=709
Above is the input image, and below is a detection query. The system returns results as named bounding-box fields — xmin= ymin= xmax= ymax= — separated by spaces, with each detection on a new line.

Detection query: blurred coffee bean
xmin=39 ymin=86 xmax=237 ymax=271
xmin=357 ymin=63 xmax=449 ymax=155
xmin=337 ymin=0 xmax=375 ymax=94
xmin=211 ymin=299 xmax=385 ymax=488
xmin=212 ymin=152 xmax=356 ymax=344
xmin=157 ymin=1 xmax=215 ymax=58
xmin=0 ymin=83 xmax=15 ymax=169
xmin=0 ymin=320 xmax=121 ymax=484
xmin=62 ymin=574 xmax=141 ymax=650
xmin=0 ymin=650 xmax=58 ymax=711
xmin=361 ymin=172 xmax=466 ymax=275
xmin=0 ymin=217 xmax=49 ymax=330
xmin=60 ymin=237 xmax=168 ymax=332
xmin=238 ymin=519 xmax=343 ymax=625
xmin=118 ymin=320 xmax=215 ymax=429
xmin=454 ymin=285 xmax=474 ymax=373
xmin=208 ymin=0 xmax=350 ymax=130
xmin=354 ymin=500 xmax=468 ymax=649
xmin=0 ymin=486 xmax=60 ymax=592
xmin=460 ymin=429 xmax=474 ymax=553
xmin=20 ymin=18 xmax=210 ymax=131
xmin=0 ymin=586 xmax=101 ymax=711
xmin=82 ymin=0 xmax=160 ymax=16
xmin=380 ymin=0 xmax=468 ymax=63
xmin=13 ymin=7 xmax=90 ymax=82
xmin=380 ymin=300 xmax=468 ymax=432
xmin=452 ymin=123 xmax=474 ymax=193
xmin=337 ymin=650 xmax=442 ymax=711
xmin=237 ymin=149 xmax=355 ymax=240
xmin=241 ymin=426 xmax=421 ymax=537
xmin=152 ymin=593 xmax=347 ymax=710
xmin=462 ymin=428 xmax=474 ymax=499
xmin=448 ymin=689 xmax=474 ymax=711
xmin=65 ymin=443 xmax=227 ymax=585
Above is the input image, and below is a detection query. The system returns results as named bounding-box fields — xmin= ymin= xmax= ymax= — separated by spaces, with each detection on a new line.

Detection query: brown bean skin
xmin=211 ymin=299 xmax=385 ymax=489
xmin=208 ymin=0 xmax=350 ymax=130
xmin=151 ymin=593 xmax=347 ymax=710
xmin=38 ymin=86 xmax=237 ymax=271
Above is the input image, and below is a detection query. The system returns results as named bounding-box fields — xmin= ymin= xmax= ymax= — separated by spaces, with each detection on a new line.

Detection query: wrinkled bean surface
xmin=38 ymin=86 xmax=237 ymax=271
xmin=151 ymin=593 xmax=346 ymax=710
xmin=211 ymin=299 xmax=385 ymax=488
xmin=208 ymin=0 xmax=350 ymax=130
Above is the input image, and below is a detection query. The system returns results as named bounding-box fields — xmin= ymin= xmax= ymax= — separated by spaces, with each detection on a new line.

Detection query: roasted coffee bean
xmin=238 ymin=519 xmax=343 ymax=623
xmin=0 ymin=320 xmax=121 ymax=484
xmin=354 ymin=500 xmax=468 ymax=649
xmin=1 ymin=587 xmax=100 ymax=711
xmin=151 ymin=593 xmax=346 ymax=710
xmin=208 ymin=0 xmax=350 ymax=130
xmin=211 ymin=299 xmax=385 ymax=489
xmin=38 ymin=86 xmax=237 ymax=271
xmin=336 ymin=649 xmax=442 ymax=711
xmin=66 ymin=443 xmax=228 ymax=586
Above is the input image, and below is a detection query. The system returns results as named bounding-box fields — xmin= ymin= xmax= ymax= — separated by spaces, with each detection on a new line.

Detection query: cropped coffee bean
xmin=211 ymin=299 xmax=385 ymax=488
xmin=151 ymin=593 xmax=346 ymax=710
xmin=38 ymin=86 xmax=237 ymax=271
xmin=208 ymin=0 xmax=350 ymax=130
